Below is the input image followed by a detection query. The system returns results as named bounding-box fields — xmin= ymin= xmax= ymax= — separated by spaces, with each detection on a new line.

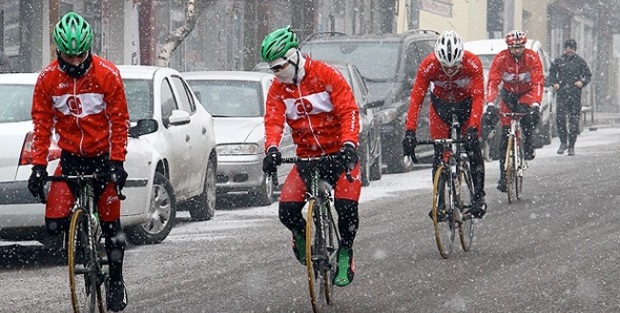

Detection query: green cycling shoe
xmin=333 ymin=247 xmax=355 ymax=287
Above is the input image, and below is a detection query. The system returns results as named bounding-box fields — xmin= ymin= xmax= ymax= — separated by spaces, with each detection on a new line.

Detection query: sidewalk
xmin=582 ymin=111 xmax=620 ymax=128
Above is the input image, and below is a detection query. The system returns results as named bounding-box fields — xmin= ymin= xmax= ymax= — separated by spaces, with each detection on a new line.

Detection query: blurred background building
xmin=0 ymin=0 xmax=617 ymax=112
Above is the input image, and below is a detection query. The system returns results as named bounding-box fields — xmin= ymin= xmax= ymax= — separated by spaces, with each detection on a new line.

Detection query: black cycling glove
xmin=466 ymin=127 xmax=480 ymax=147
xmin=28 ymin=165 xmax=48 ymax=200
xmin=402 ymin=130 xmax=417 ymax=156
xmin=339 ymin=143 xmax=358 ymax=171
xmin=109 ymin=161 xmax=128 ymax=190
xmin=262 ymin=147 xmax=281 ymax=173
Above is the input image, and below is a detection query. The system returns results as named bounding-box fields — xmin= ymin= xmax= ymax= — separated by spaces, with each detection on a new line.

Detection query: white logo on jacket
xmin=52 ymin=93 xmax=105 ymax=118
xmin=284 ymin=91 xmax=333 ymax=120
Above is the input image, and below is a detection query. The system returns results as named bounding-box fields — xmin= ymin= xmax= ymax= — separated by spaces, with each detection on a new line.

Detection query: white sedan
xmin=183 ymin=71 xmax=295 ymax=205
xmin=0 ymin=65 xmax=217 ymax=246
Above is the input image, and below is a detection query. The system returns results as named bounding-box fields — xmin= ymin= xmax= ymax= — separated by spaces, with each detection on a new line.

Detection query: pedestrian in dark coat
xmin=548 ymin=39 xmax=592 ymax=156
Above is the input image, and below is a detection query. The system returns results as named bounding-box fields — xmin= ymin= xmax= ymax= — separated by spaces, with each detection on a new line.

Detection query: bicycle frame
xmin=412 ymin=114 xmax=476 ymax=258
xmin=279 ymin=155 xmax=347 ymax=313
xmin=46 ymin=173 xmax=120 ymax=313
xmin=501 ymin=112 xmax=528 ymax=203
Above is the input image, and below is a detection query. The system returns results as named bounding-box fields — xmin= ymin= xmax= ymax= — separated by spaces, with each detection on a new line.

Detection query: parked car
xmin=0 ymin=66 xmax=217 ymax=247
xmin=182 ymin=71 xmax=295 ymax=205
xmin=300 ymin=29 xmax=440 ymax=172
xmin=253 ymin=61 xmax=383 ymax=186
xmin=464 ymin=39 xmax=557 ymax=159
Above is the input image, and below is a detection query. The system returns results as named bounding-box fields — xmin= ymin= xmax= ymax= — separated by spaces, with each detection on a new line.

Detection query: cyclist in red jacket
xmin=483 ymin=30 xmax=544 ymax=192
xmin=28 ymin=12 xmax=129 ymax=312
xmin=403 ymin=30 xmax=487 ymax=219
xmin=261 ymin=26 xmax=361 ymax=287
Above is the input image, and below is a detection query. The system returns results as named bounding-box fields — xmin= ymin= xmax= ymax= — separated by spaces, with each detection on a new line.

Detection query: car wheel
xmin=360 ymin=143 xmax=371 ymax=187
xmin=250 ymin=173 xmax=276 ymax=206
xmin=188 ymin=159 xmax=216 ymax=221
xmin=385 ymin=129 xmax=414 ymax=173
xmin=369 ymin=139 xmax=382 ymax=181
xmin=126 ymin=172 xmax=176 ymax=245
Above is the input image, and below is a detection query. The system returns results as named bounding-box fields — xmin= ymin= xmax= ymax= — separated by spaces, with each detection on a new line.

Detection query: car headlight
xmin=217 ymin=143 xmax=260 ymax=155
xmin=378 ymin=107 xmax=399 ymax=124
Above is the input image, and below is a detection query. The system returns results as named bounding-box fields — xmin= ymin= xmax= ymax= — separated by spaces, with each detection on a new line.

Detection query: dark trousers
xmin=556 ymin=94 xmax=582 ymax=148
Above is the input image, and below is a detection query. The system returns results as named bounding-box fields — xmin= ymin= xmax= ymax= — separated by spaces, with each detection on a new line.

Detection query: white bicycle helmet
xmin=434 ymin=31 xmax=464 ymax=67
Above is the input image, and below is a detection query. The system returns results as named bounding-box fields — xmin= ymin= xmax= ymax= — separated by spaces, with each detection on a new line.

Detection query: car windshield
xmin=122 ymin=79 xmax=154 ymax=122
xmin=303 ymin=41 xmax=400 ymax=81
xmin=187 ymin=80 xmax=263 ymax=117
xmin=0 ymin=84 xmax=35 ymax=123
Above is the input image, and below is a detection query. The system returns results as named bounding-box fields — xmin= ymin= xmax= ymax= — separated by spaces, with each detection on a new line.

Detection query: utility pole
xmin=408 ymin=0 xmax=419 ymax=30
xmin=503 ymin=0 xmax=514 ymax=32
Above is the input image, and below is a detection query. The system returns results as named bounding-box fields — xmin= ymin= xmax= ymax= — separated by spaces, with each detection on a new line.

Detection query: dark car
xmin=253 ymin=61 xmax=383 ymax=186
xmin=300 ymin=29 xmax=440 ymax=173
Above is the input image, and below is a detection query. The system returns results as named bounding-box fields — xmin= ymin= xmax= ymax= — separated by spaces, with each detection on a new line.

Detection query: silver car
xmin=183 ymin=71 xmax=295 ymax=206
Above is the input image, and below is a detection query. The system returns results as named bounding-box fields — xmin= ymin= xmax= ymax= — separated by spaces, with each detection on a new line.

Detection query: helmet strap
xmin=291 ymin=50 xmax=301 ymax=84
xmin=57 ymin=50 xmax=92 ymax=78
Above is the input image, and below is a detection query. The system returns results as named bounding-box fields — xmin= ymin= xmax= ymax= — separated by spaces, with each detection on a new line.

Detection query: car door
xmin=159 ymin=77 xmax=193 ymax=195
xmin=169 ymin=75 xmax=208 ymax=195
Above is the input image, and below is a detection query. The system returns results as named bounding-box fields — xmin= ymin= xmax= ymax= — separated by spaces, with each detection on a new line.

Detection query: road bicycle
xmin=501 ymin=112 xmax=528 ymax=203
xmin=277 ymin=155 xmax=352 ymax=313
xmin=410 ymin=115 xmax=476 ymax=259
xmin=43 ymin=174 xmax=124 ymax=313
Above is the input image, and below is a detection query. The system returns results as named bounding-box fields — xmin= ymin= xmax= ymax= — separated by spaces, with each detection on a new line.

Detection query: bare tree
xmin=156 ymin=0 xmax=210 ymax=67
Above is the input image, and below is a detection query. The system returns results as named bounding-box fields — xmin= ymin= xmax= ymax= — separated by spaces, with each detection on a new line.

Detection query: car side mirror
xmin=168 ymin=109 xmax=191 ymax=126
xmin=129 ymin=119 xmax=158 ymax=138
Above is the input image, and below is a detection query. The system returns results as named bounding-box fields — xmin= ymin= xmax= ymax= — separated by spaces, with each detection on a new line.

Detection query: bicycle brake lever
xmin=116 ymin=185 xmax=126 ymax=201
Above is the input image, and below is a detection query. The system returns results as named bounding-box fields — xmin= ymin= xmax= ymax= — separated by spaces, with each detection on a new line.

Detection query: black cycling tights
xmin=279 ymin=199 xmax=359 ymax=248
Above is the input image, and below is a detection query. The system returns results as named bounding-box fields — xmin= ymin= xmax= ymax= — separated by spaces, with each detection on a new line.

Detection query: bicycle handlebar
xmin=405 ymin=138 xmax=467 ymax=164
xmin=268 ymin=155 xmax=354 ymax=184
xmin=39 ymin=174 xmax=126 ymax=204
xmin=499 ymin=112 xmax=529 ymax=118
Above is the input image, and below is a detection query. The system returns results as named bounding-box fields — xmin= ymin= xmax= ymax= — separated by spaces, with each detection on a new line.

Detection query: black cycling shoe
xmin=428 ymin=207 xmax=447 ymax=222
xmin=106 ymin=279 xmax=128 ymax=312
xmin=469 ymin=197 xmax=487 ymax=218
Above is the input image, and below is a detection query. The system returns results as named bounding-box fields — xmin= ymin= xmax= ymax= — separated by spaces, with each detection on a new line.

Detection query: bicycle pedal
xmin=99 ymin=257 xmax=109 ymax=265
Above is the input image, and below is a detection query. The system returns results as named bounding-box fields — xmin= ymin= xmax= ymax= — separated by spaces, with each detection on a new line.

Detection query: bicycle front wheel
xmin=515 ymin=140 xmax=524 ymax=200
xmin=68 ymin=208 xmax=105 ymax=313
xmin=432 ymin=166 xmax=456 ymax=259
xmin=305 ymin=199 xmax=332 ymax=313
xmin=457 ymin=162 xmax=475 ymax=252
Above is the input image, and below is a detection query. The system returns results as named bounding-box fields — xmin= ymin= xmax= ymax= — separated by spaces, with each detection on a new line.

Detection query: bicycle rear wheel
xmin=305 ymin=199 xmax=332 ymax=313
xmin=68 ymin=208 xmax=105 ymax=313
xmin=432 ymin=166 xmax=456 ymax=259
xmin=505 ymin=136 xmax=515 ymax=203
xmin=457 ymin=162 xmax=475 ymax=252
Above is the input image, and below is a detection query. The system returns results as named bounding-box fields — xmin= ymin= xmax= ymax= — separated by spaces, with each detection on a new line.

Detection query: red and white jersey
xmin=486 ymin=49 xmax=544 ymax=104
xmin=264 ymin=57 xmax=359 ymax=157
xmin=406 ymin=50 xmax=485 ymax=131
xmin=31 ymin=55 xmax=129 ymax=165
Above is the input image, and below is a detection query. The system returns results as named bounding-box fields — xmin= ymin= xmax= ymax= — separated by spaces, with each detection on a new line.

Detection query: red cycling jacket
xmin=485 ymin=49 xmax=544 ymax=106
xmin=31 ymin=55 xmax=129 ymax=165
xmin=264 ymin=57 xmax=359 ymax=157
xmin=406 ymin=50 xmax=485 ymax=132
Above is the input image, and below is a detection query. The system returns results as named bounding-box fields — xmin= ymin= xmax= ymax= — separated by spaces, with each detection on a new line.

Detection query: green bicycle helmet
xmin=260 ymin=26 xmax=299 ymax=62
xmin=53 ymin=12 xmax=93 ymax=55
